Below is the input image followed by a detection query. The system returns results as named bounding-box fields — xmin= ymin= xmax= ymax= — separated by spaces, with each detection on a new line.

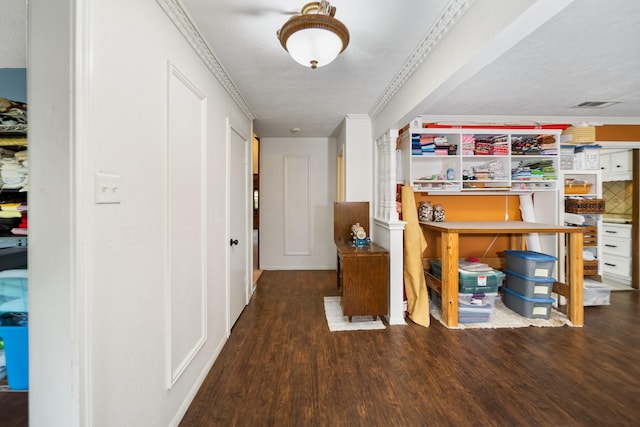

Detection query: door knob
xmin=230 ymin=239 xmax=239 ymax=246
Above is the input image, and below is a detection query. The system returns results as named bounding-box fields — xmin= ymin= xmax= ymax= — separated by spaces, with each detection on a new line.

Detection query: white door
xmin=229 ymin=125 xmax=248 ymax=328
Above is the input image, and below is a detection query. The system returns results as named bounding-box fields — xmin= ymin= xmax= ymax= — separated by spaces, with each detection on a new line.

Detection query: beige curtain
xmin=401 ymin=186 xmax=430 ymax=327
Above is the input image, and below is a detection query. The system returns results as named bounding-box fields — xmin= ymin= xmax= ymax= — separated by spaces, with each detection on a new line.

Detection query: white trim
xmin=369 ymin=0 xmax=474 ymax=119
xmin=74 ymin=0 xmax=92 ymax=423
xmin=283 ymin=155 xmax=312 ymax=256
xmin=165 ymin=62 xmax=208 ymax=388
xmin=156 ymin=0 xmax=255 ymax=121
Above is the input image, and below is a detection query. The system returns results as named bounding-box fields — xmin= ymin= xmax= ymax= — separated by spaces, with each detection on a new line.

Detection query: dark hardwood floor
xmin=181 ymin=270 xmax=640 ymax=427
xmin=2 ymin=270 xmax=638 ymax=426
xmin=0 ymin=388 xmax=27 ymax=427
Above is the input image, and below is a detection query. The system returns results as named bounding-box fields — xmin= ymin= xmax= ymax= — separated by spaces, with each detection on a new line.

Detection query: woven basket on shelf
xmin=562 ymin=125 xmax=596 ymax=144
xmin=565 ymin=198 xmax=605 ymax=214
xmin=583 ymin=259 xmax=598 ymax=276
xmin=582 ymin=225 xmax=598 ymax=246
xmin=564 ymin=182 xmax=592 ymax=194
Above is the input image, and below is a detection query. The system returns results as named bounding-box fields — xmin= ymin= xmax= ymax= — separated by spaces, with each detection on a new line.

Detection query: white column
xmin=373 ymin=129 xmax=406 ymax=325
xmin=375 ymin=130 xmax=399 ymax=222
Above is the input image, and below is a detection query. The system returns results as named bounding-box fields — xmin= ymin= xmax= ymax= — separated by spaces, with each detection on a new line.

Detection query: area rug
xmin=323 ymin=296 xmax=386 ymax=332
xmin=429 ymin=298 xmax=574 ymax=329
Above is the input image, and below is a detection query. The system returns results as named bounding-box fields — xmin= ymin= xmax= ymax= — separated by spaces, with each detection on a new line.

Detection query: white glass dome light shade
xmin=277 ymin=7 xmax=350 ymax=70
xmin=286 ymin=28 xmax=343 ymax=69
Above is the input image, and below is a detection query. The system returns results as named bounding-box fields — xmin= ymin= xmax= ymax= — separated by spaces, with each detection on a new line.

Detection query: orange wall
xmin=413 ymin=193 xmax=522 ymax=259
xmin=596 ymin=125 xmax=640 ymax=142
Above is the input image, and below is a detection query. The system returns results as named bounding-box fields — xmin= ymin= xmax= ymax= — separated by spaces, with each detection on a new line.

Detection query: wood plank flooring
xmin=181 ymin=270 xmax=640 ymax=427
xmin=2 ymin=270 xmax=638 ymax=426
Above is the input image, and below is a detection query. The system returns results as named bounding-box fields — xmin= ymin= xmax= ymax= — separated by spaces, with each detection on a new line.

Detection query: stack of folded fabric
xmin=411 ymin=134 xmax=437 ymax=155
xmin=0 ymin=149 xmax=27 ymax=192
xmin=537 ymin=134 xmax=557 ymax=155
xmin=489 ymin=135 xmax=509 ymax=155
xmin=461 ymin=134 xmax=475 ymax=155
xmin=0 ymin=203 xmax=26 ymax=236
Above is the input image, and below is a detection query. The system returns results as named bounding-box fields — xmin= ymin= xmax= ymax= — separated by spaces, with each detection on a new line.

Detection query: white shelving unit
xmin=559 ymin=169 xmax=604 ymax=280
xmin=398 ymin=127 xmax=561 ymax=194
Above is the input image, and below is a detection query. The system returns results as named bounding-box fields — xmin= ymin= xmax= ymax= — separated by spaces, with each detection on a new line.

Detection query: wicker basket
xmin=582 ymin=225 xmax=598 ymax=246
xmin=583 ymin=259 xmax=598 ymax=276
xmin=564 ymin=182 xmax=592 ymax=194
xmin=562 ymin=125 xmax=596 ymax=144
xmin=565 ymin=198 xmax=605 ymax=214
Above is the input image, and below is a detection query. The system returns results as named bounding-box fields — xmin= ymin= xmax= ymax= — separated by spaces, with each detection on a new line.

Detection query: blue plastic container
xmin=502 ymin=287 xmax=555 ymax=320
xmin=0 ymin=315 xmax=29 ymax=390
xmin=504 ymin=250 xmax=557 ymax=278
xmin=503 ymin=268 xmax=555 ymax=299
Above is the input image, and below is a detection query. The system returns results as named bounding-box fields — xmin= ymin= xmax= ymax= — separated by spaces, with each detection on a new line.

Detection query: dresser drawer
xmin=602 ymin=236 xmax=631 ymax=257
xmin=603 ymin=224 xmax=631 ymax=239
xmin=602 ymin=255 xmax=631 ymax=278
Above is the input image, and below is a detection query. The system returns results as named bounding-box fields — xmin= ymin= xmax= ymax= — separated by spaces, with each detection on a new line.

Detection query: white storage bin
xmin=584 ymin=282 xmax=611 ymax=306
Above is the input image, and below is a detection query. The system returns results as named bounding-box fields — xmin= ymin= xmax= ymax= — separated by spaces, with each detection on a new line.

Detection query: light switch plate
xmin=95 ymin=172 xmax=121 ymax=204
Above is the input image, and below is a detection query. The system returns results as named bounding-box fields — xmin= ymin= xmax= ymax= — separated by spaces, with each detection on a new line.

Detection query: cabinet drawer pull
xmin=604 ymin=262 xmax=617 ymax=267
xmin=605 ymin=244 xmax=618 ymax=248
xmin=605 ymin=230 xmax=618 ymax=234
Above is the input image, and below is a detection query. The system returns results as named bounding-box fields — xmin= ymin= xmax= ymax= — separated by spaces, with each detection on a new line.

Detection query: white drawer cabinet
xmin=603 ymin=235 xmax=631 ymax=257
xmin=603 ymin=257 xmax=631 ymax=278
xmin=602 ymin=223 xmax=632 ymax=284
xmin=600 ymin=149 xmax=632 ymax=181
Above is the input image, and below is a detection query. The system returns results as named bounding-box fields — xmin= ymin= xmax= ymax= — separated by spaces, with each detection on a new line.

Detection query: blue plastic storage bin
xmin=504 ymin=250 xmax=557 ymax=278
xmin=503 ymin=268 xmax=555 ymax=299
xmin=502 ymin=287 xmax=555 ymax=320
xmin=0 ymin=321 xmax=29 ymax=390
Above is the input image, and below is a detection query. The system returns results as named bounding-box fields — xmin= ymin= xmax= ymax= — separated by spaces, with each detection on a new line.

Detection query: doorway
xmin=252 ymin=133 xmax=262 ymax=285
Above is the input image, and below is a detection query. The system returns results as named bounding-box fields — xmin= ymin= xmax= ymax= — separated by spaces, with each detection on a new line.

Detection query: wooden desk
xmin=421 ymin=221 xmax=584 ymax=327
xmin=336 ymin=241 xmax=389 ymax=321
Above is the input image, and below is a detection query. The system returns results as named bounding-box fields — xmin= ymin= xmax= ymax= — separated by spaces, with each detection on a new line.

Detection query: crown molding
xmin=369 ymin=0 xmax=474 ymax=119
xmin=156 ymin=0 xmax=255 ymax=120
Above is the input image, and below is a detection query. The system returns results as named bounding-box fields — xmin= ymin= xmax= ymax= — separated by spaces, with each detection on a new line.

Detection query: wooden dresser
xmin=334 ymin=202 xmax=389 ymax=321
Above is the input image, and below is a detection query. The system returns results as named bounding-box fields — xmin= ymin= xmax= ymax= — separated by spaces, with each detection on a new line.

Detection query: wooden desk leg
xmin=441 ymin=231 xmax=459 ymax=327
xmin=566 ymin=232 xmax=584 ymax=326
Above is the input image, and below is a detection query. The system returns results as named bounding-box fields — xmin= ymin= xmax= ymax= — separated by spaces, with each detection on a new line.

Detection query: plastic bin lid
xmin=503 ymin=250 xmax=557 ymax=261
xmin=502 ymin=286 xmax=555 ymax=303
xmin=503 ymin=268 xmax=556 ymax=283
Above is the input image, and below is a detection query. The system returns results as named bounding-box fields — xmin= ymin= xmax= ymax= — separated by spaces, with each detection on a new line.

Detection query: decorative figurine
xmin=351 ymin=223 xmax=368 ymax=247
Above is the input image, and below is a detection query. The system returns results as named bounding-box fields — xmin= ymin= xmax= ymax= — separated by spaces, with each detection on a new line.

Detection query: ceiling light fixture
xmin=277 ymin=1 xmax=350 ymax=70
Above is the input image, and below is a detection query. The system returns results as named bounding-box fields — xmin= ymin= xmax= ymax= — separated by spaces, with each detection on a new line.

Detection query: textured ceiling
xmin=181 ymin=0 xmax=640 ymax=137
xmin=425 ymin=0 xmax=640 ymax=121
xmin=181 ymin=0 xmax=453 ymax=137
xmin=4 ymin=1 xmax=640 ymax=138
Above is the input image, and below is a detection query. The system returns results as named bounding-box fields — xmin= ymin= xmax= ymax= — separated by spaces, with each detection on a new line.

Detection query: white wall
xmin=29 ymin=0 xmax=251 ymax=425
xmin=343 ymin=114 xmax=374 ymax=203
xmin=260 ymin=137 xmax=337 ymax=270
